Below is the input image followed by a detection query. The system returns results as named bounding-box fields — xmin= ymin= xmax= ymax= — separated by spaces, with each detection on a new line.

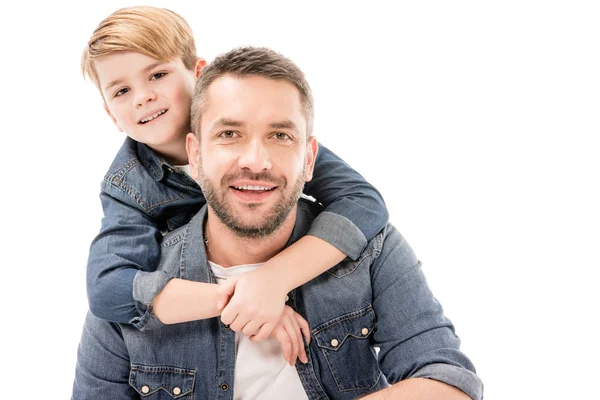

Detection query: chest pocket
xmin=314 ymin=306 xmax=381 ymax=392
xmin=129 ymin=364 xmax=196 ymax=399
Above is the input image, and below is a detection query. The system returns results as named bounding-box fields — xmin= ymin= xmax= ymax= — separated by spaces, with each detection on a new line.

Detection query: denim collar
xmin=133 ymin=138 xmax=172 ymax=182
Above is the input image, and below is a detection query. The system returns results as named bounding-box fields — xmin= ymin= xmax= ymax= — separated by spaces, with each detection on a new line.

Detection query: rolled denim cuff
xmin=130 ymin=270 xmax=172 ymax=331
xmin=411 ymin=363 xmax=484 ymax=400
xmin=306 ymin=211 xmax=367 ymax=261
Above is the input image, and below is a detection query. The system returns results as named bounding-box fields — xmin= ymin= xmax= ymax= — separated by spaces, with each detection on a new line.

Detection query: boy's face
xmin=187 ymin=75 xmax=318 ymax=237
xmin=95 ymin=51 xmax=200 ymax=163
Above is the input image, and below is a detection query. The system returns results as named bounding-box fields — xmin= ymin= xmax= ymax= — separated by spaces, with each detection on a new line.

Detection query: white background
xmin=1 ymin=1 xmax=598 ymax=399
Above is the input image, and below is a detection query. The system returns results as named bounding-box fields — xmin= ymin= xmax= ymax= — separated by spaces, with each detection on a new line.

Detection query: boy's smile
xmin=139 ymin=109 xmax=168 ymax=124
xmin=94 ymin=51 xmax=200 ymax=164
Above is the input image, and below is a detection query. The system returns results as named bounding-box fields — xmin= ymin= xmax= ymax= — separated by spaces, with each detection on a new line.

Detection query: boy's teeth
xmin=140 ymin=109 xmax=166 ymax=123
xmin=235 ymin=185 xmax=273 ymax=191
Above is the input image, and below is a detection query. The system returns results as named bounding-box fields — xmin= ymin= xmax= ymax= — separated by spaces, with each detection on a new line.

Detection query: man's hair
xmin=81 ymin=6 xmax=197 ymax=89
xmin=191 ymin=47 xmax=314 ymax=138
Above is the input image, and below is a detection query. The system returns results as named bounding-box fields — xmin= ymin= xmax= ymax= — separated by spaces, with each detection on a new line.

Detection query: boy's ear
xmin=194 ymin=58 xmax=207 ymax=78
xmin=186 ymin=132 xmax=201 ymax=180
xmin=304 ymin=136 xmax=319 ymax=182
xmin=103 ymin=103 xmax=124 ymax=132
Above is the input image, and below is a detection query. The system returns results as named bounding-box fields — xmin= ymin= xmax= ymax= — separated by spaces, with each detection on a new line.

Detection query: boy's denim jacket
xmin=74 ymin=201 xmax=483 ymax=400
xmin=87 ymin=138 xmax=389 ymax=329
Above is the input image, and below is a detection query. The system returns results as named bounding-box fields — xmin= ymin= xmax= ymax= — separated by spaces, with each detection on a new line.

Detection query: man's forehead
xmin=202 ymin=75 xmax=306 ymax=127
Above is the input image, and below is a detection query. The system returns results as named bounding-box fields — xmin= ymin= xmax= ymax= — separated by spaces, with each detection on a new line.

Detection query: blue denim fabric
xmin=73 ymin=201 xmax=483 ymax=400
xmin=86 ymin=137 xmax=389 ymax=328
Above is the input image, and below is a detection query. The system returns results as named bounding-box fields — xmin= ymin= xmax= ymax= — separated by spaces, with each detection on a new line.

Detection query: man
xmin=73 ymin=46 xmax=483 ymax=400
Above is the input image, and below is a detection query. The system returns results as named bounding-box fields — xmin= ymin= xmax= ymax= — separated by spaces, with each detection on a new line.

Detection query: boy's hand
xmin=218 ymin=267 xmax=289 ymax=340
xmin=267 ymin=305 xmax=311 ymax=365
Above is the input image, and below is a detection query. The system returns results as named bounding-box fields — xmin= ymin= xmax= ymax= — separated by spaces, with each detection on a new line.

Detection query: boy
xmin=81 ymin=6 xmax=388 ymax=363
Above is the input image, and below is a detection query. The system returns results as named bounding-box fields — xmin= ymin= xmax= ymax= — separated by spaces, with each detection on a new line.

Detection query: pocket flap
xmin=314 ymin=306 xmax=375 ymax=351
xmin=129 ymin=364 xmax=196 ymax=398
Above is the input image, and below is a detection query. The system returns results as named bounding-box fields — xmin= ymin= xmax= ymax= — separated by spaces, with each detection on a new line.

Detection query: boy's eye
xmin=114 ymin=88 xmax=129 ymax=97
xmin=151 ymin=72 xmax=167 ymax=80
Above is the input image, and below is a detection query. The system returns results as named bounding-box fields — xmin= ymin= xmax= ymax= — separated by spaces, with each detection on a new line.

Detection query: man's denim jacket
xmin=74 ymin=201 xmax=483 ymax=400
xmin=87 ymin=138 xmax=388 ymax=329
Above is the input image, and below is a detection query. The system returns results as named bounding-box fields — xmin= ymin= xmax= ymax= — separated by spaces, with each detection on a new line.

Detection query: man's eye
xmin=151 ymin=72 xmax=167 ymax=80
xmin=219 ymin=130 xmax=238 ymax=139
xmin=274 ymin=132 xmax=292 ymax=141
xmin=114 ymin=88 xmax=129 ymax=97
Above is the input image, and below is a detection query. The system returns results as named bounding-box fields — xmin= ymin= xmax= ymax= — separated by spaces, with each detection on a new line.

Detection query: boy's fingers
xmin=229 ymin=313 xmax=250 ymax=332
xmin=273 ymin=328 xmax=291 ymax=363
xmin=296 ymin=314 xmax=311 ymax=345
xmin=250 ymin=322 xmax=275 ymax=342
xmin=220 ymin=304 xmax=238 ymax=325
xmin=216 ymin=292 xmax=230 ymax=311
xmin=241 ymin=320 xmax=261 ymax=337
xmin=284 ymin=319 xmax=300 ymax=366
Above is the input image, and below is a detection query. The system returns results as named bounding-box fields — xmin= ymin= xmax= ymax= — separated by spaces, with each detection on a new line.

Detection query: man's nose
xmin=238 ymin=138 xmax=272 ymax=173
xmin=133 ymin=86 xmax=157 ymax=108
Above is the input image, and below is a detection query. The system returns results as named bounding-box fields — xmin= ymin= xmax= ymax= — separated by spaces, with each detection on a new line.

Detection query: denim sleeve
xmin=72 ymin=311 xmax=137 ymax=399
xmin=371 ymin=225 xmax=484 ymax=400
xmin=86 ymin=191 xmax=170 ymax=330
xmin=303 ymin=143 xmax=388 ymax=260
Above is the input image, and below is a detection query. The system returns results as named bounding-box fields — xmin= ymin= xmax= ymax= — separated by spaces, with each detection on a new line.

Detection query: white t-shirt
xmin=209 ymin=261 xmax=308 ymax=400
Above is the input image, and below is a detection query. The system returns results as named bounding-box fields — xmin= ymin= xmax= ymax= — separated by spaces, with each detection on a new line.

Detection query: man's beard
xmin=197 ymin=165 xmax=306 ymax=239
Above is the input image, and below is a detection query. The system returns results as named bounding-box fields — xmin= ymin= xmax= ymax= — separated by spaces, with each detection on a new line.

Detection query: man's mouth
xmin=139 ymin=109 xmax=168 ymax=124
xmin=232 ymin=185 xmax=276 ymax=193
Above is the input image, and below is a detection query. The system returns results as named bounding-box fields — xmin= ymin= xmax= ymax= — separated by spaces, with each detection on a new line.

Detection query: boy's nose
xmin=134 ymin=88 xmax=157 ymax=108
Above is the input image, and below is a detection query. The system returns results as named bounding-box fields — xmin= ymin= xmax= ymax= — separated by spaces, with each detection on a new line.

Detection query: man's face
xmin=188 ymin=74 xmax=317 ymax=238
xmin=95 ymin=51 xmax=199 ymax=157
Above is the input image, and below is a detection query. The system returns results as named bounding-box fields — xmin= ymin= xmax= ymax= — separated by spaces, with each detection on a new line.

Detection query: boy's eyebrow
xmin=103 ymin=62 xmax=168 ymax=92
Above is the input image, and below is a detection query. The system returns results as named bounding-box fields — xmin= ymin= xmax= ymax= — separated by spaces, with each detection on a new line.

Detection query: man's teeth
xmin=234 ymin=185 xmax=274 ymax=191
xmin=140 ymin=109 xmax=167 ymax=123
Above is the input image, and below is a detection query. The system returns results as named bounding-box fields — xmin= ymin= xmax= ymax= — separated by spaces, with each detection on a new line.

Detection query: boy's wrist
xmin=257 ymin=260 xmax=295 ymax=294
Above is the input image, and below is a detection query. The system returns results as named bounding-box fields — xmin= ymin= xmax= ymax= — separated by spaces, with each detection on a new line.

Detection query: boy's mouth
xmin=139 ymin=109 xmax=168 ymax=124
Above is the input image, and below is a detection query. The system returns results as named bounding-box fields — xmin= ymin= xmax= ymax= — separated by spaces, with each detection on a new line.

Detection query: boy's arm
xmin=303 ymin=142 xmax=388 ymax=259
xmin=89 ymin=191 xmax=231 ymax=330
xmin=220 ymin=142 xmax=388 ymax=339
xmin=86 ymin=192 xmax=166 ymax=328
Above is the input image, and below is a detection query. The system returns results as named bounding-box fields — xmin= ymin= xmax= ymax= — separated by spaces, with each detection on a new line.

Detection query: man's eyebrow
xmin=213 ymin=118 xmax=244 ymax=128
xmin=103 ymin=62 xmax=167 ymax=92
xmin=269 ymin=120 xmax=298 ymax=131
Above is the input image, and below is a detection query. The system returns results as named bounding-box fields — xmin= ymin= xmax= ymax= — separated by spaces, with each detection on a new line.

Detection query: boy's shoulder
xmin=104 ymin=137 xmax=165 ymax=182
xmin=100 ymin=137 xmax=197 ymax=219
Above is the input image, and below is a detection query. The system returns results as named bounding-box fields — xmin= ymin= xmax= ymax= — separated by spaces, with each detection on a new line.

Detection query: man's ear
xmin=103 ymin=103 xmax=124 ymax=132
xmin=194 ymin=58 xmax=207 ymax=78
xmin=186 ymin=132 xmax=201 ymax=180
xmin=304 ymin=136 xmax=319 ymax=182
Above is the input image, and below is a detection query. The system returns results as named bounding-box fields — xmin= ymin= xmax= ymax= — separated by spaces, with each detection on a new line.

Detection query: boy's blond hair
xmin=82 ymin=6 xmax=197 ymax=89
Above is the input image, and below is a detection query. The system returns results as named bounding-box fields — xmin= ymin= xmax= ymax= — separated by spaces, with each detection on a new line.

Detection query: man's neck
xmin=203 ymin=207 xmax=297 ymax=267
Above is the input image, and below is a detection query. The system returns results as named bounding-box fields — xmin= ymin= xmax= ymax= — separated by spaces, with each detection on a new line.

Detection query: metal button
xmin=223 ymin=323 xmax=230 ymax=330
xmin=173 ymin=387 xmax=181 ymax=395
xmin=361 ymin=327 xmax=369 ymax=335
xmin=330 ymin=338 xmax=339 ymax=347
xmin=141 ymin=385 xmax=150 ymax=394
xmin=220 ymin=383 xmax=229 ymax=391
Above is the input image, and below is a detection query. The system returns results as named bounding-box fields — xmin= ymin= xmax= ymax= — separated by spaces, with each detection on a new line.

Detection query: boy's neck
xmin=147 ymin=136 xmax=189 ymax=165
